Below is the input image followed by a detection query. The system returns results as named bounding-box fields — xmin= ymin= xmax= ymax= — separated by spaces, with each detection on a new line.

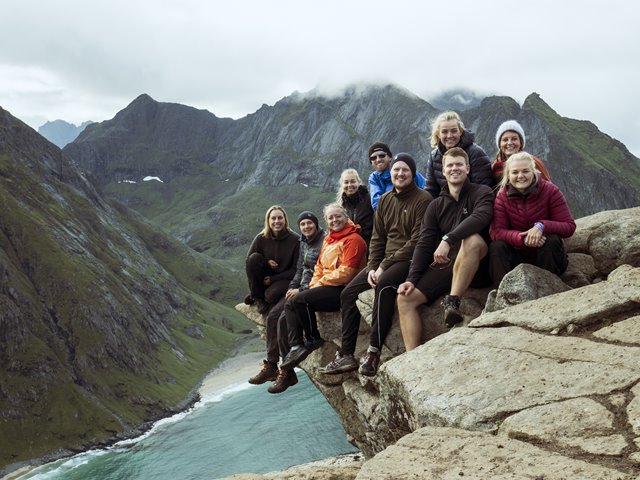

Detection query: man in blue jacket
xmin=368 ymin=142 xmax=426 ymax=209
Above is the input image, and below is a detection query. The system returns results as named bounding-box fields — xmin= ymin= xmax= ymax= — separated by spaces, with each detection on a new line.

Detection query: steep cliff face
xmin=63 ymin=85 xmax=640 ymax=266
xmin=0 ymin=107 xmax=249 ymax=472
xmin=234 ymin=207 xmax=640 ymax=479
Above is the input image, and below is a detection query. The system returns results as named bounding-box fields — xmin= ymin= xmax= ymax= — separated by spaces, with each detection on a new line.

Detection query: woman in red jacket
xmin=489 ymin=152 xmax=576 ymax=288
xmin=270 ymin=203 xmax=367 ymax=393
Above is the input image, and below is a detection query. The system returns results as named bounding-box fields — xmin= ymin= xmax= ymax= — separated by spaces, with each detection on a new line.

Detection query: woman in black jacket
xmin=337 ymin=168 xmax=373 ymax=247
xmin=425 ymin=111 xmax=494 ymax=197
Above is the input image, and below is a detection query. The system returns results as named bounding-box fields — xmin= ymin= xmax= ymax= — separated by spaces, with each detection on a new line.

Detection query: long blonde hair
xmin=501 ymin=152 xmax=538 ymax=189
xmin=336 ymin=168 xmax=363 ymax=203
xmin=261 ymin=205 xmax=289 ymax=238
xmin=430 ymin=111 xmax=465 ymax=148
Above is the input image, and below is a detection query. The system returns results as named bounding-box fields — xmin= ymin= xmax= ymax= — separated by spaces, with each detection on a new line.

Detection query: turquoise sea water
xmin=17 ymin=372 xmax=358 ymax=480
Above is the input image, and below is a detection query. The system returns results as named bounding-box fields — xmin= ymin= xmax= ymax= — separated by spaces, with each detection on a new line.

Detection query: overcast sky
xmin=2 ymin=0 xmax=639 ymax=156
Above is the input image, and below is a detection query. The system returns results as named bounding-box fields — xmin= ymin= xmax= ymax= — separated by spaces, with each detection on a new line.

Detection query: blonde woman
xmin=337 ymin=168 xmax=373 ymax=246
xmin=490 ymin=152 xmax=575 ymax=288
xmin=425 ymin=111 xmax=493 ymax=197
xmin=244 ymin=205 xmax=300 ymax=384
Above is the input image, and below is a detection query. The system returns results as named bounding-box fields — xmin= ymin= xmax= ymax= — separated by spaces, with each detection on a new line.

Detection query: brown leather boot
xmin=267 ymin=368 xmax=298 ymax=394
xmin=248 ymin=360 xmax=278 ymax=385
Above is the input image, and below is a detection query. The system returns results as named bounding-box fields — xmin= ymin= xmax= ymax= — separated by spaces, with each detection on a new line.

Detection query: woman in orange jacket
xmin=269 ymin=203 xmax=367 ymax=393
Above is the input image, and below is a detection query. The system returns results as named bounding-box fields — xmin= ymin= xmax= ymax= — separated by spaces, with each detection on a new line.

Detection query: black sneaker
xmin=359 ymin=350 xmax=380 ymax=377
xmin=280 ymin=346 xmax=310 ymax=370
xmin=267 ymin=369 xmax=298 ymax=394
xmin=248 ymin=360 xmax=278 ymax=385
xmin=442 ymin=294 xmax=463 ymax=328
xmin=304 ymin=337 xmax=324 ymax=352
xmin=320 ymin=352 xmax=358 ymax=374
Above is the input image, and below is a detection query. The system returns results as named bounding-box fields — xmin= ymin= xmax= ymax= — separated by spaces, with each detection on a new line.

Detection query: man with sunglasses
xmin=396 ymin=147 xmax=494 ymax=351
xmin=368 ymin=142 xmax=426 ymax=209
xmin=321 ymin=153 xmax=432 ymax=377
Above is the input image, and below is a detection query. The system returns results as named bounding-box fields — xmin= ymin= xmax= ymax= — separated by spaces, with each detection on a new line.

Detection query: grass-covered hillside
xmin=0 ymin=107 xmax=252 ymax=471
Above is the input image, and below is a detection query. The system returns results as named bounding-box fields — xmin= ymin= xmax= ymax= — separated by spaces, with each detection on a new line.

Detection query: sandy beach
xmin=198 ymin=350 xmax=266 ymax=399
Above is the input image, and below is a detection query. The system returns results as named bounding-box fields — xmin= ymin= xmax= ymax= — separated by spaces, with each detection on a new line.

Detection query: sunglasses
xmin=370 ymin=153 xmax=388 ymax=161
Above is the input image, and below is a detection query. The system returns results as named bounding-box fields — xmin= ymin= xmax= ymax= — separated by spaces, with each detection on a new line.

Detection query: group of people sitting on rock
xmin=243 ymin=111 xmax=577 ymax=394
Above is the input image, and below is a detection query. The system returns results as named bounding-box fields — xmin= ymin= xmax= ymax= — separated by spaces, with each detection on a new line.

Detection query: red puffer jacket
xmin=490 ymin=179 xmax=576 ymax=248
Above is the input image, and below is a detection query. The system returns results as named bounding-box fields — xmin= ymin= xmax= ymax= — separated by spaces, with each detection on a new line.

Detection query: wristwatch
xmin=442 ymin=235 xmax=450 ymax=244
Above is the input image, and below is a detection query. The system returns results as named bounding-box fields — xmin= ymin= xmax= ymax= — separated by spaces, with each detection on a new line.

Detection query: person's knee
xmin=461 ymin=234 xmax=488 ymax=258
xmin=544 ymin=234 xmax=563 ymax=249
xmin=489 ymin=240 xmax=510 ymax=256
xmin=397 ymin=293 xmax=424 ymax=313
xmin=246 ymin=252 xmax=264 ymax=267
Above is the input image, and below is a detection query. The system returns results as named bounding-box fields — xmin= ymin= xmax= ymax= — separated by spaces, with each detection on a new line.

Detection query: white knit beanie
xmin=495 ymin=120 xmax=526 ymax=149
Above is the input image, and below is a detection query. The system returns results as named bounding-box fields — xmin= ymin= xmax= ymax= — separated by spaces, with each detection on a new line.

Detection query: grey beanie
xmin=495 ymin=120 xmax=526 ymax=149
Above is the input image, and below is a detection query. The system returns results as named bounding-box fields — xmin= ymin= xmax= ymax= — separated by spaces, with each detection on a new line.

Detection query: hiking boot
xmin=304 ymin=337 xmax=324 ymax=352
xmin=320 ymin=352 xmax=358 ymax=375
xmin=267 ymin=369 xmax=298 ymax=394
xmin=248 ymin=360 xmax=278 ymax=385
xmin=280 ymin=346 xmax=310 ymax=370
xmin=359 ymin=350 xmax=380 ymax=377
xmin=442 ymin=294 xmax=463 ymax=328
xmin=255 ymin=298 xmax=270 ymax=315
xmin=243 ymin=294 xmax=256 ymax=305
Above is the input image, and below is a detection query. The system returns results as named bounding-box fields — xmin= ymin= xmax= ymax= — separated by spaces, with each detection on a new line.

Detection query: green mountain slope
xmin=0 ymin=107 xmax=251 ymax=471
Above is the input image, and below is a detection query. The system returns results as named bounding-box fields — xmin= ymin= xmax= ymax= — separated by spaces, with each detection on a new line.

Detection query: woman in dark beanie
xmin=337 ymin=168 xmax=373 ymax=246
xmin=492 ymin=119 xmax=550 ymax=185
xmin=244 ymin=205 xmax=300 ymax=385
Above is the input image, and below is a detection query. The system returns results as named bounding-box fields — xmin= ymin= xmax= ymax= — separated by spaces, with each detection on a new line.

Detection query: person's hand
xmin=267 ymin=259 xmax=278 ymax=269
xmin=397 ymin=281 xmax=415 ymax=296
xmin=367 ymin=267 xmax=383 ymax=288
xmin=285 ymin=288 xmax=299 ymax=299
xmin=263 ymin=276 xmax=272 ymax=286
xmin=433 ymin=240 xmax=451 ymax=264
xmin=519 ymin=228 xmax=546 ymax=248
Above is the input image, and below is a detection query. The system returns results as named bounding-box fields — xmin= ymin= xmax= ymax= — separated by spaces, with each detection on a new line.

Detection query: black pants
xmin=246 ymin=252 xmax=289 ymax=304
xmin=264 ymin=297 xmax=286 ymax=364
xmin=489 ymin=235 xmax=568 ymax=288
xmin=285 ymin=286 xmax=344 ymax=348
xmin=339 ymin=262 xmax=410 ymax=356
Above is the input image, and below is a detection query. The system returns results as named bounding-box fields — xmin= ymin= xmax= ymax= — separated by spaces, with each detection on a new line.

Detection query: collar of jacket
xmin=507 ymin=177 xmax=540 ymax=198
xmin=302 ymin=228 xmax=325 ymax=244
xmin=441 ymin=178 xmax=471 ymax=199
xmin=326 ymin=222 xmax=360 ymax=243
xmin=392 ymin=181 xmax=418 ymax=199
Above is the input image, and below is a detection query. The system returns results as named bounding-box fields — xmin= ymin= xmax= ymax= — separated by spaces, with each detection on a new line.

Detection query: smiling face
xmin=391 ymin=161 xmax=413 ymax=191
xmin=499 ymin=131 xmax=523 ymax=159
xmin=268 ymin=209 xmax=286 ymax=234
xmin=342 ymin=173 xmax=360 ymax=196
xmin=325 ymin=207 xmax=348 ymax=232
xmin=298 ymin=218 xmax=317 ymax=239
xmin=439 ymin=119 xmax=462 ymax=149
xmin=369 ymin=151 xmax=391 ymax=172
xmin=507 ymin=157 xmax=535 ymax=192
xmin=443 ymin=154 xmax=470 ymax=186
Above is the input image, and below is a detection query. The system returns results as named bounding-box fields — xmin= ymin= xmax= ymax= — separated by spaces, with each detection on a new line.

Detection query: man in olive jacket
xmin=321 ymin=153 xmax=432 ymax=377
xmin=397 ymin=147 xmax=494 ymax=351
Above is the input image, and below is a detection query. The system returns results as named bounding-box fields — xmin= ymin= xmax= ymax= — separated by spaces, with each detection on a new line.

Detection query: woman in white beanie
xmin=492 ymin=120 xmax=550 ymax=185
